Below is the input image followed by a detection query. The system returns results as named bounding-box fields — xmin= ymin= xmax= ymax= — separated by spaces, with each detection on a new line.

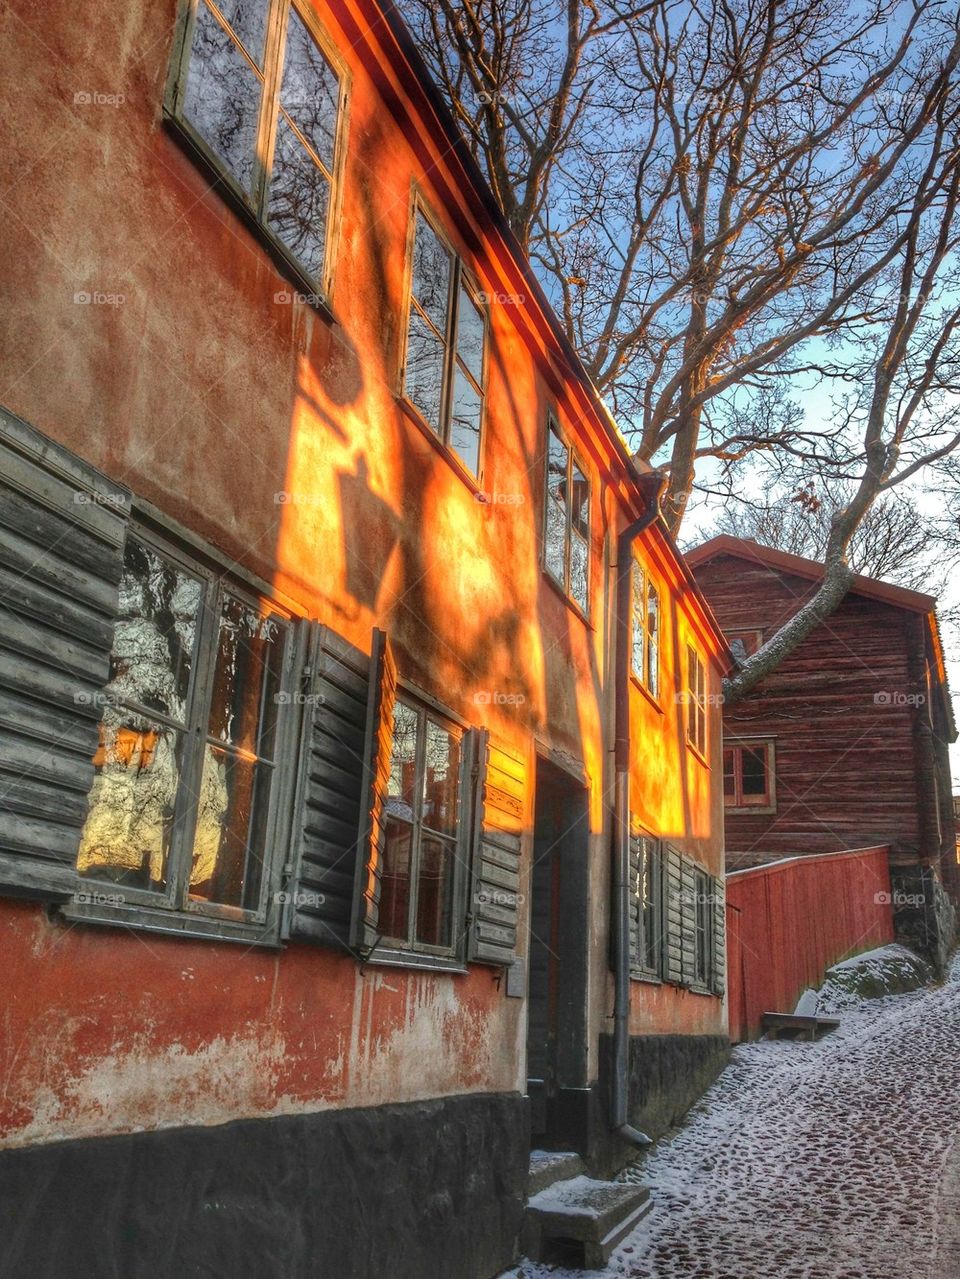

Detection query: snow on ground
xmin=506 ymin=950 xmax=960 ymax=1279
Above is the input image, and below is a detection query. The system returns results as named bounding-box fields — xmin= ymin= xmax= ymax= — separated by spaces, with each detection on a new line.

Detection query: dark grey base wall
xmin=594 ymin=1033 xmax=730 ymax=1176
xmin=892 ymin=864 xmax=957 ymax=975
xmin=0 ymin=1091 xmax=529 ymax=1279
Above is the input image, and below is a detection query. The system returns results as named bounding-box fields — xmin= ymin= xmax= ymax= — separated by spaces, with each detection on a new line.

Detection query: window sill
xmin=629 ymin=969 xmax=663 ymax=985
xmin=395 ymin=395 xmax=484 ymax=495
xmin=630 ymin=674 xmax=664 ymax=714
xmin=725 ymin=804 xmax=777 ymax=816
xmin=541 ymin=567 xmax=592 ymax=628
xmin=364 ymin=943 xmax=468 ymax=974
xmin=58 ymin=899 xmax=282 ymax=948
xmin=163 ymin=113 xmax=336 ymax=325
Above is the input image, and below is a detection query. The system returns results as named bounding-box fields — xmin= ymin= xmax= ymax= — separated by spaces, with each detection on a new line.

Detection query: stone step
xmin=528 ymin=1149 xmax=586 ymax=1196
xmin=521 ymin=1174 xmax=653 ymax=1269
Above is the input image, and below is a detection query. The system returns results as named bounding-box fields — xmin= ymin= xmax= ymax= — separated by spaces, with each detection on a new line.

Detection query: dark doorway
xmin=527 ymin=755 xmax=591 ymax=1150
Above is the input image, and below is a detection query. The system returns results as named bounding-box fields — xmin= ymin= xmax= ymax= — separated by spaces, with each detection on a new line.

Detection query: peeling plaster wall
xmin=0 ymin=901 xmax=521 ymax=1149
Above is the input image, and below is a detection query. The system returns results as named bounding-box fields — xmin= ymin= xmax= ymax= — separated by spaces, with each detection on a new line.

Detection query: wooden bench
xmin=761 ymin=1012 xmax=841 ymax=1042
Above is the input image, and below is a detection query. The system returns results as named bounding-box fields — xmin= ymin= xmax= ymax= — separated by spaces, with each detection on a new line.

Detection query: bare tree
xmin=403 ymin=0 xmax=960 ymax=528
xmin=704 ymin=485 xmax=934 ymax=591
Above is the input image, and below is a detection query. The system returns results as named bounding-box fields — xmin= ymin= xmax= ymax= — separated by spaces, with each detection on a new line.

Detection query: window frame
xmin=685 ymin=645 xmax=708 ymax=760
xmin=374 ymin=686 xmax=474 ymax=966
xmin=62 ymin=517 xmax=303 ymax=946
xmin=399 ymin=193 xmax=489 ymax=482
xmin=542 ymin=414 xmax=591 ymax=618
xmin=726 ymin=628 xmax=764 ymax=664
xmin=723 ymin=738 xmax=777 ymax=813
xmin=630 ymin=559 xmax=661 ymax=701
xmin=631 ymin=828 xmax=664 ymax=980
xmin=163 ymin=0 xmax=350 ymax=305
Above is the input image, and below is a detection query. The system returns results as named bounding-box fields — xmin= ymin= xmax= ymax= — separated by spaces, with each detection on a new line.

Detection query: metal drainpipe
xmin=611 ymin=469 xmax=666 ymax=1149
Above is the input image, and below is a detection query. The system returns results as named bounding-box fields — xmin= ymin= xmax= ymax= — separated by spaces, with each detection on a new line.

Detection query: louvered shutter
xmin=468 ymin=732 xmax=525 ymax=965
xmin=679 ymin=856 xmax=698 ymax=985
xmin=282 ymin=624 xmax=378 ymax=947
xmin=627 ymin=831 xmax=643 ymax=977
xmin=711 ymin=874 xmax=726 ymax=995
xmin=663 ymin=844 xmax=684 ymax=985
xmin=0 ymin=410 xmax=130 ymax=900
xmin=350 ymin=629 xmax=396 ymax=952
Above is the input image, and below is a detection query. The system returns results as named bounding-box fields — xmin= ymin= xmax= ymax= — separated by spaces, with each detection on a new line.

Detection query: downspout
xmin=611 ymin=468 xmax=667 ymax=1149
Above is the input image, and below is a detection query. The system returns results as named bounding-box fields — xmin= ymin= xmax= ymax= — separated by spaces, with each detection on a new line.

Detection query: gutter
xmin=611 ymin=469 xmax=667 ymax=1149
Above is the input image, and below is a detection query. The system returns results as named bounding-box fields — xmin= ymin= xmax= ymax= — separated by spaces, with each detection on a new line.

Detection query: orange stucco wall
xmin=0 ymin=0 xmax=726 ymax=1147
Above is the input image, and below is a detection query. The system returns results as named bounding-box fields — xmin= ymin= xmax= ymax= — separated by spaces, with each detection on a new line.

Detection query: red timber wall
xmin=0 ymin=0 xmax=727 ymax=1153
xmin=692 ymin=553 xmax=926 ymax=868
xmin=726 ymin=846 xmax=895 ymax=1042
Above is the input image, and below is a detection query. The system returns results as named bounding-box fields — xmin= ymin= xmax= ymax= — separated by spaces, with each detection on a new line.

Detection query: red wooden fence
xmin=725 ymin=846 xmax=895 ymax=1043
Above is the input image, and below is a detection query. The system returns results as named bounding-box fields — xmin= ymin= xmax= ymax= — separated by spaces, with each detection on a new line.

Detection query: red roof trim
xmin=686 ymin=534 xmax=937 ymax=615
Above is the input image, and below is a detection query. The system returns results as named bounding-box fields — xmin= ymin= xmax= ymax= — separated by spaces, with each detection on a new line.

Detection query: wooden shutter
xmin=711 ymin=874 xmax=726 ymax=996
xmin=468 ymin=732 xmax=525 ymax=965
xmin=283 ymin=624 xmax=377 ymax=947
xmin=0 ymin=410 xmax=130 ymax=900
xmin=679 ymin=856 xmax=698 ymax=985
xmin=627 ymin=831 xmax=643 ymax=977
xmin=351 ymin=629 xmax=396 ymax=952
xmin=663 ymin=844 xmax=684 ymax=985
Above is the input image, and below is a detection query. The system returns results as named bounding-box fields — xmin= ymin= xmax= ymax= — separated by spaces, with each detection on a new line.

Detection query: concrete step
xmin=521 ymin=1173 xmax=653 ymax=1269
xmin=528 ymin=1149 xmax=586 ymax=1196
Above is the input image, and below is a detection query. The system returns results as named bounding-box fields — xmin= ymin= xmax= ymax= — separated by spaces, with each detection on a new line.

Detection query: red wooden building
xmin=0 ymin=1 xmax=730 ymax=1274
xmin=689 ymin=535 xmax=957 ymax=964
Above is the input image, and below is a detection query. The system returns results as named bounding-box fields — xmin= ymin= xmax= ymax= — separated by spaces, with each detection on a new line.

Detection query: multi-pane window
xmin=380 ymin=697 xmax=464 ymax=953
xmin=544 ymin=418 xmax=590 ymax=613
xmin=77 ymin=532 xmax=292 ymax=922
xmin=170 ymin=0 xmax=344 ymax=289
xmin=686 ymin=646 xmax=707 ymax=756
xmin=631 ymin=562 xmax=660 ymax=697
xmin=631 ymin=834 xmax=662 ymax=975
xmin=727 ymin=628 xmax=763 ymax=663
xmin=723 ymin=740 xmax=775 ymax=810
xmin=403 ymin=207 xmax=487 ymax=476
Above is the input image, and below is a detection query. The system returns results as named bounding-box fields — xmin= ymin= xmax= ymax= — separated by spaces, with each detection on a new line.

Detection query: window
xmin=543 ymin=417 xmax=590 ymax=613
xmin=75 ymin=529 xmax=294 ymax=931
xmin=693 ymin=868 xmax=712 ymax=987
xmin=631 ymin=562 xmax=660 ymax=698
xmin=723 ymin=740 xmax=775 ymax=811
xmin=727 ymin=628 xmax=763 ymax=663
xmin=402 ymin=206 xmax=487 ymax=476
xmin=631 ymin=833 xmax=662 ymax=976
xmin=686 ymin=646 xmax=707 ymax=756
xmin=167 ymin=0 xmax=345 ymax=292
xmin=380 ymin=696 xmax=465 ymax=954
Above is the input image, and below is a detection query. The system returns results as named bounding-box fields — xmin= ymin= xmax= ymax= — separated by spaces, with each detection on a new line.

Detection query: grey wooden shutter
xmin=0 ymin=409 xmax=130 ymax=900
xmin=627 ymin=831 xmax=643 ymax=977
xmin=679 ymin=856 xmax=698 ymax=985
xmin=350 ymin=629 xmax=396 ymax=952
xmin=468 ymin=732 xmax=525 ymax=965
xmin=711 ymin=874 xmax=726 ymax=995
xmin=663 ymin=844 xmax=684 ymax=985
xmin=282 ymin=624 xmax=377 ymax=947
